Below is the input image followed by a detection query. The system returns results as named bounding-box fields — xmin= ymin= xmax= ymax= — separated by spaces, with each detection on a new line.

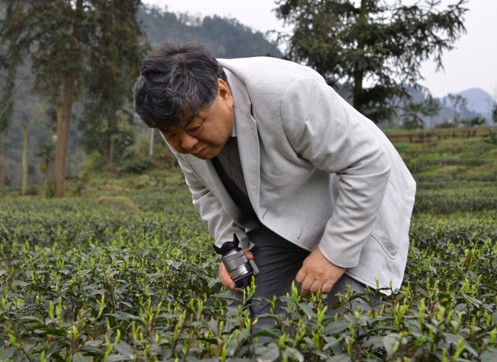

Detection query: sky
xmin=144 ymin=0 xmax=497 ymax=99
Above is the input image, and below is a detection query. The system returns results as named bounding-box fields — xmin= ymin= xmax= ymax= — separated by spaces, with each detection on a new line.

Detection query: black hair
xmin=133 ymin=41 xmax=227 ymax=128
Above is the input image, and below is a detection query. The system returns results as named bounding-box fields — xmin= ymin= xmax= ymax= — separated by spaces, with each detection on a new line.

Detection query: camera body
xmin=213 ymin=234 xmax=259 ymax=288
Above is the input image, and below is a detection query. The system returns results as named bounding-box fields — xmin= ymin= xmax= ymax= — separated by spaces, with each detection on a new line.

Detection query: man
xmin=133 ymin=41 xmax=416 ymax=317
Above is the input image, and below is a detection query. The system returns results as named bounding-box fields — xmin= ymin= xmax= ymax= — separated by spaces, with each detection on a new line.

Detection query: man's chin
xmin=192 ymin=148 xmax=218 ymax=160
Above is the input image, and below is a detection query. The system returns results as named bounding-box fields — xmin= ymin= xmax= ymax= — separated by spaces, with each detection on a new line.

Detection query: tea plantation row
xmin=1 ymin=135 xmax=497 ymax=361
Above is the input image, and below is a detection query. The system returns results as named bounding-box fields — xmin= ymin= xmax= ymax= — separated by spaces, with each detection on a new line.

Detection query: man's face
xmin=159 ymin=79 xmax=234 ymax=160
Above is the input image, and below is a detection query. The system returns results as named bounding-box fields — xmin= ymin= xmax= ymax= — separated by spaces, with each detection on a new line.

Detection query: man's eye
xmin=188 ymin=123 xmax=202 ymax=133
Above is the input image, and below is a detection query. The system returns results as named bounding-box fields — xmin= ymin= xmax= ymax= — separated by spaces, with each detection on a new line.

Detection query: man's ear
xmin=218 ymin=79 xmax=233 ymax=107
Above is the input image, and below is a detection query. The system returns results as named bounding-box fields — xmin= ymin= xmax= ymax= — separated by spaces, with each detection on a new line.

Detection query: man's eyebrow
xmin=173 ymin=113 xmax=196 ymax=128
xmin=159 ymin=114 xmax=202 ymax=133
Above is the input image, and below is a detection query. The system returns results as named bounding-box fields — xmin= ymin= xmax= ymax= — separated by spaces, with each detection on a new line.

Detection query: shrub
xmin=0 ymin=191 xmax=496 ymax=360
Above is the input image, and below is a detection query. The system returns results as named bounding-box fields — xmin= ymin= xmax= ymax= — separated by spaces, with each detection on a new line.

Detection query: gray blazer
xmin=168 ymin=57 xmax=416 ymax=292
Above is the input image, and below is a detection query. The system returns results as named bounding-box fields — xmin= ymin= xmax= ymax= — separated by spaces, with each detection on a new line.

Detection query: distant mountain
xmin=138 ymin=5 xmax=282 ymax=59
xmin=390 ymin=86 xmax=495 ymax=128
xmin=434 ymin=87 xmax=494 ymax=125
xmin=452 ymin=88 xmax=494 ymax=119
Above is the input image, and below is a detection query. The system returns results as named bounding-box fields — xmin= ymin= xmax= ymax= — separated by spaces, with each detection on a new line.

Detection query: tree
xmin=0 ymin=0 xmax=144 ymax=197
xmin=400 ymin=96 xmax=440 ymax=129
xmin=0 ymin=0 xmax=22 ymax=186
xmin=460 ymin=116 xmax=486 ymax=128
xmin=447 ymin=93 xmax=467 ymax=124
xmin=21 ymin=97 xmax=50 ymax=195
xmin=423 ymin=96 xmax=442 ymax=128
xmin=275 ymin=0 xmax=468 ymax=123
xmin=36 ymin=141 xmax=56 ymax=196
xmin=77 ymin=1 xmax=146 ymax=166
xmin=401 ymin=103 xmax=425 ymax=129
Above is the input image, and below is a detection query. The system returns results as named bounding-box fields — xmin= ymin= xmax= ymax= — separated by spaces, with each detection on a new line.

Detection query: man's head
xmin=133 ymin=41 xmax=234 ymax=160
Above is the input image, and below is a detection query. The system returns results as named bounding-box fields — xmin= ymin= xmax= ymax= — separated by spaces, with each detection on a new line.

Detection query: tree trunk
xmin=106 ymin=134 xmax=113 ymax=166
xmin=21 ymin=124 xmax=28 ymax=195
xmin=52 ymin=0 xmax=83 ymax=198
xmin=53 ymin=74 xmax=76 ymax=197
xmin=0 ymin=152 xmax=6 ymax=187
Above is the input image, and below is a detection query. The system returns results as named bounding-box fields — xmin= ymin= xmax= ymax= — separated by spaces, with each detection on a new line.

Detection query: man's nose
xmin=180 ymin=132 xmax=198 ymax=151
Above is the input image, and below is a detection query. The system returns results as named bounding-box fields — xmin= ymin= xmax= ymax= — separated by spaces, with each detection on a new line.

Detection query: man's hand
xmin=219 ymin=250 xmax=254 ymax=291
xmin=295 ymin=248 xmax=345 ymax=297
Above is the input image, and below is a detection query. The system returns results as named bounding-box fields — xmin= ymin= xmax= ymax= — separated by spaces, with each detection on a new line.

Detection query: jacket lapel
xmin=224 ymin=69 xmax=261 ymax=214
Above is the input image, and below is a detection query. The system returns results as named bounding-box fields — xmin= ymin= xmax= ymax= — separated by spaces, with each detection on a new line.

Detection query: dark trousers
xmin=231 ymin=226 xmax=375 ymax=322
xmin=249 ymin=227 xmax=369 ymax=314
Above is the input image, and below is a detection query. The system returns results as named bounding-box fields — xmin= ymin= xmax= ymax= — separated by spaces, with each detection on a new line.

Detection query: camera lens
xmin=214 ymin=234 xmax=259 ymax=288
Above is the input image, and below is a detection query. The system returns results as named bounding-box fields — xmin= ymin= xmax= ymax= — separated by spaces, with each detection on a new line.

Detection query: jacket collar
xmin=181 ymin=67 xmax=261 ymax=213
xmin=224 ymin=68 xmax=260 ymax=211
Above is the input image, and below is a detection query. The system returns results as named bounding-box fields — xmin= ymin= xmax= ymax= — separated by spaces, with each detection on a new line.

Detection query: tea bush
xmin=1 ymin=137 xmax=497 ymax=361
xmin=395 ymin=137 xmax=497 ymax=215
xmin=1 ymin=190 xmax=496 ymax=361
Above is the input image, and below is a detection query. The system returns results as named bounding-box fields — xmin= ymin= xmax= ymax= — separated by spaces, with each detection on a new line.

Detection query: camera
xmin=213 ymin=233 xmax=259 ymax=288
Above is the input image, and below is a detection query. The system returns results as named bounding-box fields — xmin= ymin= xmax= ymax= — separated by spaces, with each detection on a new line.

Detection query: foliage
xmin=77 ymin=1 xmax=147 ymax=166
xmin=0 ymin=0 xmax=145 ymax=197
xmin=393 ymin=137 xmax=497 ymax=214
xmin=485 ymin=129 xmax=497 ymax=146
xmin=0 ymin=3 xmax=282 ymax=191
xmin=275 ymin=0 xmax=468 ymax=123
xmin=492 ymin=102 xmax=497 ymax=124
xmin=400 ymin=97 xmax=441 ymax=130
xmin=117 ymin=157 xmax=155 ymax=175
xmin=446 ymin=93 xmax=468 ymax=124
xmin=139 ymin=5 xmax=282 ymax=58
xmin=1 ymin=155 xmax=497 ymax=360
xmin=437 ymin=120 xmax=458 ymax=129
xmin=460 ymin=116 xmax=487 ymax=128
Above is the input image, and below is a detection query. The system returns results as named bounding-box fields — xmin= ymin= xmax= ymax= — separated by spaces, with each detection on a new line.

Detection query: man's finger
xmin=299 ymin=275 xmax=315 ymax=297
xmin=321 ymin=282 xmax=333 ymax=294
xmin=309 ymin=280 xmax=323 ymax=294
xmin=295 ymin=268 xmax=306 ymax=284
xmin=219 ymin=262 xmax=236 ymax=290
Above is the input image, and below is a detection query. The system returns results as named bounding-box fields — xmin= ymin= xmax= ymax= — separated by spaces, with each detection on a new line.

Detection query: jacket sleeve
xmin=280 ymin=77 xmax=391 ymax=268
xmin=174 ymin=154 xmax=254 ymax=251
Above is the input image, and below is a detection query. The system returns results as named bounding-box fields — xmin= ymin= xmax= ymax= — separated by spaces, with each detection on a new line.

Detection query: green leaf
xmin=114 ymin=341 xmax=135 ymax=359
xmin=103 ymin=312 xmax=145 ymax=324
xmin=71 ymin=353 xmax=87 ymax=362
xmin=298 ymin=302 xmax=315 ymax=319
xmin=481 ymin=348 xmax=497 ymax=362
xmin=326 ymin=355 xmax=352 ymax=362
xmin=0 ymin=347 xmax=17 ymax=361
xmin=253 ymin=343 xmax=279 ymax=362
xmin=107 ymin=355 xmax=134 ymax=362
xmin=383 ymin=333 xmax=401 ymax=359
xmin=20 ymin=315 xmax=44 ymax=325
xmin=34 ymin=327 xmax=66 ymax=336
xmin=442 ymin=332 xmax=478 ymax=357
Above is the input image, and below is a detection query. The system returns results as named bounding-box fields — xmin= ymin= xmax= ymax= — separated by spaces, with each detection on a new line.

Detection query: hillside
xmin=138 ymin=4 xmax=282 ymax=58
xmin=393 ymin=86 xmax=495 ymax=128
xmin=1 ymin=3 xmax=494 ymax=192
xmin=449 ymin=88 xmax=494 ymax=118
xmin=0 ymin=4 xmax=283 ymax=189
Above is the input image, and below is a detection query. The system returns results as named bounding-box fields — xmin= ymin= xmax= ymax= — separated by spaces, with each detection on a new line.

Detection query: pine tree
xmin=0 ymin=0 xmax=145 ymax=197
xmin=275 ymin=0 xmax=468 ymax=123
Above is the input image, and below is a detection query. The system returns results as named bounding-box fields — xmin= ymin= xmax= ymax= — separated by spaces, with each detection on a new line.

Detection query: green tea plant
xmin=1 ymin=138 xmax=497 ymax=360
